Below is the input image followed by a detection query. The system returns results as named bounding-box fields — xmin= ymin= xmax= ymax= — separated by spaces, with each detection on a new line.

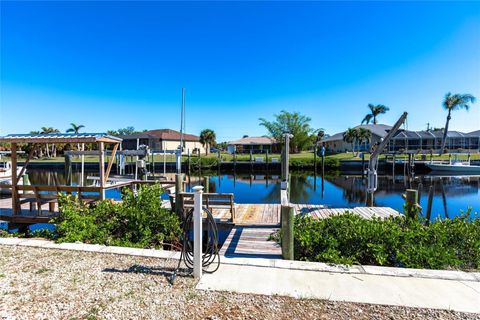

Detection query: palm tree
xmin=362 ymin=104 xmax=389 ymax=125
xmin=343 ymin=128 xmax=358 ymax=155
xmin=66 ymin=123 xmax=85 ymax=151
xmin=357 ymin=128 xmax=372 ymax=152
xmin=199 ymin=129 xmax=216 ymax=155
xmin=41 ymin=127 xmax=60 ymax=157
xmin=440 ymin=92 xmax=476 ymax=154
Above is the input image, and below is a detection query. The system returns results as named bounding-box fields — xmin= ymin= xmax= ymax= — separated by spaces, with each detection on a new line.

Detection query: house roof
xmin=121 ymin=129 xmax=200 ymax=141
xmin=391 ymin=130 xmax=471 ymax=140
xmin=228 ymin=136 xmax=277 ymax=145
xmin=467 ymin=130 xmax=480 ymax=137
xmin=321 ymin=124 xmax=392 ymax=143
xmin=0 ymin=133 xmax=122 ymax=144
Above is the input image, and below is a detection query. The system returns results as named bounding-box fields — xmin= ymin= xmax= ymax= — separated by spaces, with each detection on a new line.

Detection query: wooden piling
xmin=175 ymin=173 xmax=183 ymax=216
xmin=281 ymin=204 xmax=294 ymax=260
xmin=404 ymin=189 xmax=418 ymax=220
xmin=280 ymin=189 xmax=294 ymax=260
xmin=425 ymin=185 xmax=434 ymax=225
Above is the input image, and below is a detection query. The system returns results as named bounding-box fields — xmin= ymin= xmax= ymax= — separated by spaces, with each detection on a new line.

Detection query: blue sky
xmin=1 ymin=1 xmax=479 ymax=141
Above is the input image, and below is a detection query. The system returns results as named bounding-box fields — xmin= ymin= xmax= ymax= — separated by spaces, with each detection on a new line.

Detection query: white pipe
xmin=193 ymin=185 xmax=203 ymax=279
xmin=81 ymin=143 xmax=85 ymax=186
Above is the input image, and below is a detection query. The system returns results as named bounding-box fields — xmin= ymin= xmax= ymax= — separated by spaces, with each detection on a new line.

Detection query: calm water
xmin=13 ymin=169 xmax=480 ymax=221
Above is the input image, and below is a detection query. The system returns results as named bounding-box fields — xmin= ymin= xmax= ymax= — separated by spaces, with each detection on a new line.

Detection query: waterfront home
xmin=322 ymin=124 xmax=392 ymax=153
xmin=322 ymin=125 xmax=480 ymax=153
xmin=388 ymin=129 xmax=480 ymax=152
xmin=120 ymin=129 xmax=206 ymax=154
xmin=227 ymin=136 xmax=278 ymax=154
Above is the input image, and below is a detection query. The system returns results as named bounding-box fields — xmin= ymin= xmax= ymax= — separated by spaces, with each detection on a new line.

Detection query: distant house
xmin=389 ymin=129 xmax=480 ymax=152
xmin=321 ymin=124 xmax=480 ymax=153
xmin=321 ymin=124 xmax=392 ymax=153
xmin=227 ymin=136 xmax=278 ymax=154
xmin=120 ymin=129 xmax=205 ymax=154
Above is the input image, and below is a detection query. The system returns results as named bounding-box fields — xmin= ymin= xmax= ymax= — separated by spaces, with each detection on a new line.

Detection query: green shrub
xmin=289 ymin=157 xmax=339 ymax=169
xmin=292 ymin=211 xmax=480 ymax=270
xmin=53 ymin=184 xmax=181 ymax=248
xmin=190 ymin=156 xmax=219 ymax=168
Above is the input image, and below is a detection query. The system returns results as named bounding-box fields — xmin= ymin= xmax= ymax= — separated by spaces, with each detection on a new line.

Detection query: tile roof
xmin=122 ymin=129 xmax=200 ymax=141
xmin=228 ymin=136 xmax=277 ymax=145
xmin=0 ymin=133 xmax=122 ymax=143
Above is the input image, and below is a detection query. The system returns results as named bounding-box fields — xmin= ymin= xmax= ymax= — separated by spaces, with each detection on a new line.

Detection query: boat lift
xmin=366 ymin=112 xmax=408 ymax=206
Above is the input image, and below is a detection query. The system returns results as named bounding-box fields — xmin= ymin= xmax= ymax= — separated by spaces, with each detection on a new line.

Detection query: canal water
xmin=5 ymin=169 xmax=479 ymax=221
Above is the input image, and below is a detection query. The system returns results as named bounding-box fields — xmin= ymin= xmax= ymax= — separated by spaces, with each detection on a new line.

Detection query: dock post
xmin=392 ymin=154 xmax=395 ymax=178
xmin=425 ymin=185 xmax=434 ymax=225
xmin=366 ymin=193 xmax=374 ymax=207
xmin=281 ymin=203 xmax=294 ymax=260
xmin=193 ymin=186 xmax=204 ymax=278
xmin=233 ymin=151 xmax=237 ymax=172
xmin=266 ymin=150 xmax=269 ymax=171
xmin=404 ymin=189 xmax=418 ymax=220
xmin=11 ymin=143 xmax=18 ymax=216
xmin=250 ymin=150 xmax=253 ymax=172
xmin=99 ymin=142 xmax=105 ymax=200
xmin=163 ymin=150 xmax=167 ymax=175
xmin=175 ymin=173 xmax=183 ymax=216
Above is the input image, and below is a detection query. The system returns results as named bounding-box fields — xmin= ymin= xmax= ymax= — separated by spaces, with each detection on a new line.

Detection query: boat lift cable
xmin=168 ymin=207 xmax=220 ymax=285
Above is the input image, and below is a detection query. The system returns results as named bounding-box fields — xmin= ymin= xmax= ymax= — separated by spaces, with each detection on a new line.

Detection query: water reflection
xmin=18 ymin=169 xmax=480 ymax=220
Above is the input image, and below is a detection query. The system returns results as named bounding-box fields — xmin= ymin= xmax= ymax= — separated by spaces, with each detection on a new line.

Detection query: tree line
xmin=5 ymin=91 xmax=475 ymax=157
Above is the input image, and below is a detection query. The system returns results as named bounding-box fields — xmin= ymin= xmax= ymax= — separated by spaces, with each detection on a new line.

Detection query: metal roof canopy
xmin=0 ymin=133 xmax=122 ymax=144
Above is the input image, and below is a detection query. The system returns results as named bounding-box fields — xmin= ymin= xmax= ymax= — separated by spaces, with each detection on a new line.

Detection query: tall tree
xmin=199 ymin=129 xmax=216 ymax=155
xmin=259 ymin=110 xmax=315 ymax=153
xmin=357 ymin=128 xmax=372 ymax=151
xmin=66 ymin=123 xmax=85 ymax=151
xmin=362 ymin=104 xmax=389 ymax=125
xmin=343 ymin=128 xmax=358 ymax=155
xmin=440 ymin=92 xmax=476 ymax=154
xmin=40 ymin=127 xmax=60 ymax=157
xmin=66 ymin=123 xmax=85 ymax=134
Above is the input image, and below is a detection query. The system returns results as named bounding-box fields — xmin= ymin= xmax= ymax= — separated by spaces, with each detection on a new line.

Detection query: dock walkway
xmin=1 ymin=197 xmax=400 ymax=259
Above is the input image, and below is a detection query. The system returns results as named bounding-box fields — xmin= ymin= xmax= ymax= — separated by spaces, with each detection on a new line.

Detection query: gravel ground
xmin=0 ymin=245 xmax=478 ymax=320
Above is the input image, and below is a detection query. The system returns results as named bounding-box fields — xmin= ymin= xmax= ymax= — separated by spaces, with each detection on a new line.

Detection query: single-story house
xmin=321 ymin=124 xmax=392 ymax=153
xmin=227 ymin=136 xmax=278 ymax=154
xmin=120 ymin=129 xmax=205 ymax=154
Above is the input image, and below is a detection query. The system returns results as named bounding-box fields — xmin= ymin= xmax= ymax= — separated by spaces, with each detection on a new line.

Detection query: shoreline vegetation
xmin=1 ymin=184 xmax=479 ymax=272
xmin=286 ymin=211 xmax=480 ymax=271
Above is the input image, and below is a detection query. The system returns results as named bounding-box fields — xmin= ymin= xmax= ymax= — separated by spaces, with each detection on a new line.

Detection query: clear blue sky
xmin=1 ymin=1 xmax=479 ymax=141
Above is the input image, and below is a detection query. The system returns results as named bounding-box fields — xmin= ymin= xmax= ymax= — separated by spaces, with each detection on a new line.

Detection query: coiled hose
xmin=168 ymin=207 xmax=220 ymax=284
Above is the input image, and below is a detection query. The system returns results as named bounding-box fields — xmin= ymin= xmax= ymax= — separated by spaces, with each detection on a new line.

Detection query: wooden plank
xmin=15 ymin=143 xmax=38 ymax=184
xmin=11 ymin=143 xmax=18 ymax=216
xmin=104 ymin=143 xmax=119 ymax=184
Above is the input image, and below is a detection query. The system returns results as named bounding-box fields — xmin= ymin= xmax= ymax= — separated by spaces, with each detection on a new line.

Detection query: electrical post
xmin=193 ymin=185 xmax=204 ymax=279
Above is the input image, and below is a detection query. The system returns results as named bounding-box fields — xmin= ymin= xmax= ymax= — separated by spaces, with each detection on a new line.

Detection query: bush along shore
xmin=291 ymin=210 xmax=480 ymax=271
xmin=0 ymin=184 xmax=182 ymax=249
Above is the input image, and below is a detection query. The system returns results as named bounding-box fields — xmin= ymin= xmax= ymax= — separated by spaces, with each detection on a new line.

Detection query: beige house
xmin=227 ymin=136 xmax=279 ymax=154
xmin=120 ymin=129 xmax=205 ymax=154
xmin=321 ymin=124 xmax=392 ymax=153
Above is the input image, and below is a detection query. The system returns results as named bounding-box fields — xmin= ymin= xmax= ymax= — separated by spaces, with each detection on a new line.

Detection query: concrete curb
xmin=1 ymin=237 xmax=478 ymax=282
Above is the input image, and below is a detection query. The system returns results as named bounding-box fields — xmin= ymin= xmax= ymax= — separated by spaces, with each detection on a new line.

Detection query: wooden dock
xmin=220 ymin=226 xmax=282 ymax=259
xmin=1 ymin=197 xmax=400 ymax=225
xmin=1 ymin=196 xmax=400 ymax=259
